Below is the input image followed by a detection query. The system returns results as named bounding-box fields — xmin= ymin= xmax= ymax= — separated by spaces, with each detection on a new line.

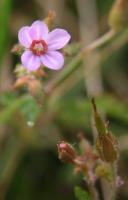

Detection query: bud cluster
xmin=58 ymin=100 xmax=122 ymax=187
xmin=58 ymin=138 xmax=97 ymax=184
xmin=58 ymin=135 xmax=115 ymax=185
xmin=13 ymin=65 xmax=46 ymax=105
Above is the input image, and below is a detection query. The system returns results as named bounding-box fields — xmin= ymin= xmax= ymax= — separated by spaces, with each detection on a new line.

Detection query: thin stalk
xmin=76 ymin=1 xmax=115 ymax=200
xmin=87 ymin=182 xmax=99 ymax=200
xmin=82 ymin=29 xmax=115 ymax=54
xmin=45 ymin=53 xmax=82 ymax=95
xmin=0 ymin=141 xmax=24 ymax=200
xmin=45 ymin=29 xmax=115 ymax=96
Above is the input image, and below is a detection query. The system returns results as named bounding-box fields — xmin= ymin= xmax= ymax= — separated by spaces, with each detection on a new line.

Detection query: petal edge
xmin=21 ymin=51 xmax=41 ymax=71
xmin=40 ymin=51 xmax=64 ymax=70
xmin=18 ymin=26 xmax=32 ymax=48
xmin=47 ymin=29 xmax=71 ymax=50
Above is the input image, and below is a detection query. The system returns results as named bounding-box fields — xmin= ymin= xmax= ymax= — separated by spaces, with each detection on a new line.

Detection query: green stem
xmin=45 ymin=29 xmax=115 ymax=95
xmin=82 ymin=30 xmax=115 ymax=54
xmin=87 ymin=182 xmax=99 ymax=200
xmin=0 ymin=141 xmax=24 ymax=200
xmin=45 ymin=53 xmax=82 ymax=95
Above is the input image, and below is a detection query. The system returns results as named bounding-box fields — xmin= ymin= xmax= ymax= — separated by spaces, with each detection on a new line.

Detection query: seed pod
xmin=96 ymin=132 xmax=119 ymax=162
xmin=109 ymin=0 xmax=128 ymax=31
xmin=92 ymin=98 xmax=107 ymax=135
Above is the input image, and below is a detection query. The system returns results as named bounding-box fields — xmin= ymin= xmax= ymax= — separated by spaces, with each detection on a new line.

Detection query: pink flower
xmin=18 ymin=20 xmax=71 ymax=71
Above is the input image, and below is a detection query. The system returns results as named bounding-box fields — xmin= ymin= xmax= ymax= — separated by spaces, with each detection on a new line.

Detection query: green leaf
xmin=75 ymin=186 xmax=90 ymax=200
xmin=0 ymin=95 xmax=41 ymax=124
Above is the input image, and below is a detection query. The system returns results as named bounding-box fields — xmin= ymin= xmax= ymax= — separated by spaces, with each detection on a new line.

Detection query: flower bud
xmin=96 ymin=132 xmax=119 ymax=162
xmin=109 ymin=0 xmax=128 ymax=31
xmin=11 ymin=44 xmax=24 ymax=55
xmin=44 ymin=10 xmax=56 ymax=29
xmin=57 ymin=141 xmax=77 ymax=163
xmin=13 ymin=75 xmax=30 ymax=89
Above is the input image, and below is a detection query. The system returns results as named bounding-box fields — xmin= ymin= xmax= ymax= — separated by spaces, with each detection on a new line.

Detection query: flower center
xmin=30 ymin=40 xmax=48 ymax=56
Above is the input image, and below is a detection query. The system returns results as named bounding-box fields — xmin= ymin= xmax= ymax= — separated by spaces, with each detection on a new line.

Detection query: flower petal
xmin=40 ymin=51 xmax=64 ymax=70
xmin=47 ymin=29 xmax=71 ymax=50
xmin=31 ymin=20 xmax=49 ymax=40
xmin=21 ymin=51 xmax=41 ymax=71
xmin=18 ymin=26 xmax=33 ymax=48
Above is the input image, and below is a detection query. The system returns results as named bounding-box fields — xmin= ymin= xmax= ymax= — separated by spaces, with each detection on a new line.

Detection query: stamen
xmin=30 ymin=40 xmax=48 ymax=56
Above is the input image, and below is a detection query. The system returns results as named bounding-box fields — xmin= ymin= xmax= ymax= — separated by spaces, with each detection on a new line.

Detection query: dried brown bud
xmin=96 ymin=132 xmax=119 ymax=162
xmin=11 ymin=44 xmax=24 ymax=54
xmin=109 ymin=0 xmax=128 ymax=31
xmin=13 ymin=75 xmax=30 ymax=89
xmin=32 ymin=68 xmax=47 ymax=78
xmin=57 ymin=141 xmax=77 ymax=163
xmin=44 ymin=10 xmax=56 ymax=29
xmin=27 ymin=79 xmax=44 ymax=105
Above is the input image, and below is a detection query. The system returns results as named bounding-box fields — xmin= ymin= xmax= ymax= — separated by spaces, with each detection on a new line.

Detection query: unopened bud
xmin=57 ymin=141 xmax=77 ymax=163
xmin=11 ymin=44 xmax=24 ymax=54
xmin=44 ymin=10 xmax=56 ymax=29
xmin=13 ymin=76 xmax=30 ymax=89
xmin=109 ymin=0 xmax=128 ymax=31
xmin=96 ymin=132 xmax=119 ymax=162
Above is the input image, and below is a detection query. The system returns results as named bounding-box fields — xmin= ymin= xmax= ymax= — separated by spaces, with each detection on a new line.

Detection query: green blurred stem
xmin=110 ymin=163 xmax=117 ymax=200
xmin=0 ymin=0 xmax=12 ymax=68
xmin=45 ymin=29 xmax=115 ymax=95
xmin=87 ymin=182 xmax=99 ymax=200
xmin=82 ymin=29 xmax=115 ymax=54
xmin=45 ymin=53 xmax=82 ymax=94
xmin=84 ymin=171 xmax=99 ymax=200
xmin=0 ymin=141 xmax=24 ymax=200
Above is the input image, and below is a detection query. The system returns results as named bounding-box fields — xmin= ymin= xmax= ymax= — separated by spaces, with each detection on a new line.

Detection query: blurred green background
xmin=0 ymin=0 xmax=128 ymax=199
